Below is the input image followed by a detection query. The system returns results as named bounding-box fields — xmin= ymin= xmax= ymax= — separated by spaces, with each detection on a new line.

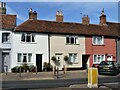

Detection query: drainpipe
xmin=48 ymin=34 xmax=51 ymax=66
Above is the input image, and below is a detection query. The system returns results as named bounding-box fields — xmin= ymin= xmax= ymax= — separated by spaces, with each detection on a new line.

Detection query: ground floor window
xmin=93 ymin=54 xmax=105 ymax=64
xmin=17 ymin=53 xmax=32 ymax=63
xmin=69 ymin=53 xmax=78 ymax=63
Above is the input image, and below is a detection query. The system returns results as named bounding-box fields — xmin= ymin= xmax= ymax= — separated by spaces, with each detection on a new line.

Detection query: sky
xmin=5 ymin=2 xmax=119 ymax=25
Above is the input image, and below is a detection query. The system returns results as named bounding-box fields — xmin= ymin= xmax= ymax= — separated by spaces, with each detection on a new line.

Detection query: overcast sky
xmin=6 ymin=2 xmax=119 ymax=25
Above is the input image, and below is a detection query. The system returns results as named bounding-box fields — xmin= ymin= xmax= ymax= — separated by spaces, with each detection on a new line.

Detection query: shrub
xmin=29 ymin=65 xmax=36 ymax=72
xmin=64 ymin=55 xmax=69 ymax=61
xmin=22 ymin=63 xmax=29 ymax=72
xmin=11 ymin=66 xmax=19 ymax=73
xmin=51 ymin=56 xmax=57 ymax=62
xmin=11 ymin=66 xmax=24 ymax=73
xmin=43 ymin=62 xmax=53 ymax=71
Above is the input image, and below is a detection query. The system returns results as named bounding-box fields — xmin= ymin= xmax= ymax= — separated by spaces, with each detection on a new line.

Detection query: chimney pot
xmin=29 ymin=8 xmax=37 ymax=20
xmin=0 ymin=2 xmax=6 ymax=14
xmin=100 ymin=8 xmax=107 ymax=25
xmin=56 ymin=10 xmax=63 ymax=22
xmin=82 ymin=15 xmax=90 ymax=25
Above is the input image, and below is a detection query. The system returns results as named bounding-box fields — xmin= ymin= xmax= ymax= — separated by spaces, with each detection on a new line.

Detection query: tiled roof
xmin=0 ymin=15 xmax=16 ymax=30
xmin=14 ymin=19 xmax=119 ymax=37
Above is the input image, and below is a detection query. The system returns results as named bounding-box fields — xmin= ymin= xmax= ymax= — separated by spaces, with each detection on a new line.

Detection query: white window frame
xmin=69 ymin=53 xmax=78 ymax=63
xmin=93 ymin=54 xmax=105 ymax=64
xmin=66 ymin=35 xmax=78 ymax=44
xmin=2 ymin=32 xmax=10 ymax=43
xmin=92 ymin=36 xmax=104 ymax=45
xmin=21 ymin=33 xmax=35 ymax=43
xmin=17 ymin=53 xmax=32 ymax=63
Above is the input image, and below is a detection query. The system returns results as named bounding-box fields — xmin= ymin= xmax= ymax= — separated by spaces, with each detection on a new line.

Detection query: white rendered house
xmin=0 ymin=2 xmax=16 ymax=72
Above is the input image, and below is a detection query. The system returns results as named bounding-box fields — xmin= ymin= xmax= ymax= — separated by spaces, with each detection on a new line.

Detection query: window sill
xmin=2 ymin=42 xmax=11 ymax=44
xmin=92 ymin=44 xmax=104 ymax=46
xmin=93 ymin=62 xmax=100 ymax=64
xmin=70 ymin=62 xmax=79 ymax=64
xmin=66 ymin=43 xmax=79 ymax=45
xmin=17 ymin=62 xmax=33 ymax=64
xmin=21 ymin=42 xmax=37 ymax=44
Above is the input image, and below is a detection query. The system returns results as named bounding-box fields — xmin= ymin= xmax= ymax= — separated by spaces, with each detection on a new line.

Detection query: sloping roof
xmin=0 ymin=14 xmax=16 ymax=30
xmin=14 ymin=19 xmax=119 ymax=37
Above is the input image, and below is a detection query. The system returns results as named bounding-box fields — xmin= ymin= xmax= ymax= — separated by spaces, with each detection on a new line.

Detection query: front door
xmin=36 ymin=54 xmax=42 ymax=72
xmin=82 ymin=55 xmax=90 ymax=70
xmin=2 ymin=53 xmax=10 ymax=72
xmin=55 ymin=54 xmax=63 ymax=70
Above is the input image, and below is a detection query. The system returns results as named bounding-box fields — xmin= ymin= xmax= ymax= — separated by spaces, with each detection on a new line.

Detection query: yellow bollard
xmin=87 ymin=67 xmax=98 ymax=88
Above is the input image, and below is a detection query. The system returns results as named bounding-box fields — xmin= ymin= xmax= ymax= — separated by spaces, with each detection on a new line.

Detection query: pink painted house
xmin=84 ymin=9 xmax=117 ymax=68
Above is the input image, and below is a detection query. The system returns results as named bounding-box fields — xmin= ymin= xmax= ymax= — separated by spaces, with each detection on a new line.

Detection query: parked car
xmin=98 ymin=61 xmax=119 ymax=75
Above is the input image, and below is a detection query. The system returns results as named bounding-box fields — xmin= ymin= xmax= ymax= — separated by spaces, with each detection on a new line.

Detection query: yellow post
xmin=87 ymin=67 xmax=98 ymax=88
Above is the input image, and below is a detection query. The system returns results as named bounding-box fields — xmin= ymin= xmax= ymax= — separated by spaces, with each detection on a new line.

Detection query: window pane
xmin=66 ymin=37 xmax=69 ymax=43
xmin=26 ymin=34 xmax=31 ymax=42
xmin=74 ymin=54 xmax=77 ymax=62
xmin=69 ymin=53 xmax=77 ymax=63
xmin=28 ymin=54 xmax=32 ymax=62
xmin=71 ymin=37 xmax=74 ymax=44
xmin=75 ymin=37 xmax=78 ymax=44
xmin=23 ymin=53 xmax=27 ymax=62
xmin=21 ymin=33 xmax=25 ymax=42
xmin=93 ymin=36 xmax=96 ymax=44
xmin=94 ymin=55 xmax=97 ymax=62
xmin=2 ymin=33 xmax=10 ymax=43
xmin=32 ymin=35 xmax=35 ymax=42
xmin=17 ymin=53 xmax=22 ymax=62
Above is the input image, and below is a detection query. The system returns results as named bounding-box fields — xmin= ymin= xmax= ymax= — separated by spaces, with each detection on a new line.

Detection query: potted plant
xmin=51 ymin=56 xmax=57 ymax=64
xmin=29 ymin=65 xmax=36 ymax=72
xmin=43 ymin=62 xmax=53 ymax=71
xmin=63 ymin=55 xmax=69 ymax=71
xmin=64 ymin=55 xmax=69 ymax=62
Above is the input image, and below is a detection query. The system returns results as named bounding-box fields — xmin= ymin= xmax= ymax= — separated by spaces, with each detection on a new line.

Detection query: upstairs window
xmin=92 ymin=36 xmax=104 ymax=45
xmin=21 ymin=33 xmax=35 ymax=43
xmin=2 ymin=33 xmax=10 ymax=43
xmin=66 ymin=36 xmax=78 ymax=44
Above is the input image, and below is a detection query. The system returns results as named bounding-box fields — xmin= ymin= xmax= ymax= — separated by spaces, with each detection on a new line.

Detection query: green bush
xmin=29 ymin=65 xmax=36 ymax=72
xmin=22 ymin=63 xmax=29 ymax=72
xmin=11 ymin=66 xmax=24 ymax=73
xmin=11 ymin=64 xmax=30 ymax=73
xmin=43 ymin=62 xmax=53 ymax=71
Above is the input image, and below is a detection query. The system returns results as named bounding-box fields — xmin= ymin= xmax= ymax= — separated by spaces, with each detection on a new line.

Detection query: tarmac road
xmin=2 ymin=76 xmax=120 ymax=89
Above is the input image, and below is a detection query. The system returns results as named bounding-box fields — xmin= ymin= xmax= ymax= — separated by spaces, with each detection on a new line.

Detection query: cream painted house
xmin=50 ymin=34 xmax=85 ymax=70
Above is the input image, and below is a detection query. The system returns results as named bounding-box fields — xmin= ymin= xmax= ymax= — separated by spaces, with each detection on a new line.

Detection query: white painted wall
xmin=11 ymin=32 xmax=49 ymax=70
xmin=0 ymin=29 xmax=12 ymax=72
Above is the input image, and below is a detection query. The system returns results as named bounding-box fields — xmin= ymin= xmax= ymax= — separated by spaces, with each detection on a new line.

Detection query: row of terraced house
xmin=0 ymin=2 xmax=120 ymax=72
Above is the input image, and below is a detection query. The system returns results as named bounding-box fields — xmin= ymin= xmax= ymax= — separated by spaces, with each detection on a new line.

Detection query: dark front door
xmin=36 ymin=54 xmax=42 ymax=72
xmin=82 ymin=55 xmax=90 ymax=70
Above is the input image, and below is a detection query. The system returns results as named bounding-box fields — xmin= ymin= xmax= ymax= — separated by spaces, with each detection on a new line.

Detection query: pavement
xmin=1 ymin=70 xmax=110 ymax=81
xmin=1 ymin=70 xmax=120 ymax=89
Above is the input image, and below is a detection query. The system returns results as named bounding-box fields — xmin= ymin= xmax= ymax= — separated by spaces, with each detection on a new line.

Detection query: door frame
xmin=2 ymin=52 xmax=10 ymax=72
xmin=82 ymin=54 xmax=90 ymax=70
xmin=36 ymin=54 xmax=43 ymax=72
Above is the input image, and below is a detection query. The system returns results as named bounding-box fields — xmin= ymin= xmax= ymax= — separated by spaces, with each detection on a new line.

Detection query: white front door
xmin=55 ymin=54 xmax=63 ymax=70
xmin=2 ymin=53 xmax=10 ymax=72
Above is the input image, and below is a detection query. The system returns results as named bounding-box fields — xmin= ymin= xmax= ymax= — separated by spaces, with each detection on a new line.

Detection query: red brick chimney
xmin=56 ymin=11 xmax=63 ymax=22
xmin=0 ymin=2 xmax=6 ymax=14
xmin=29 ymin=8 xmax=37 ymax=20
xmin=82 ymin=15 xmax=90 ymax=25
xmin=100 ymin=8 xmax=107 ymax=25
